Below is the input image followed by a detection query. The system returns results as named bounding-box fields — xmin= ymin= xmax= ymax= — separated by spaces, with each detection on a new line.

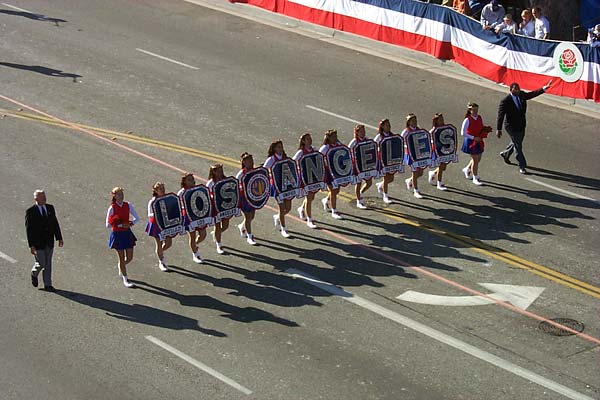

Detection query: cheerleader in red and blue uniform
xmin=374 ymin=119 xmax=395 ymax=204
xmin=145 ymin=182 xmax=173 ymax=272
xmin=401 ymin=113 xmax=427 ymax=199
xmin=460 ymin=102 xmax=487 ymax=186
xmin=319 ymin=129 xmax=343 ymax=220
xmin=177 ymin=173 xmax=205 ymax=263
xmin=428 ymin=113 xmax=451 ymax=191
xmin=292 ymin=133 xmax=318 ymax=229
xmin=106 ymin=187 xmax=139 ymax=288
xmin=235 ymin=153 xmax=258 ymax=245
xmin=207 ymin=163 xmax=229 ymax=254
xmin=348 ymin=124 xmax=372 ymax=209
xmin=264 ymin=140 xmax=292 ymax=238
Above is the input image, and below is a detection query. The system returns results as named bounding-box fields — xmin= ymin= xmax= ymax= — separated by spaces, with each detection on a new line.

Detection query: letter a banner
xmin=326 ymin=146 xmax=355 ymax=188
xmin=182 ymin=185 xmax=214 ymax=231
xmin=151 ymin=193 xmax=186 ymax=240
xmin=379 ymin=136 xmax=404 ymax=175
xmin=405 ymin=129 xmax=433 ymax=171
xmin=212 ymin=177 xmax=240 ymax=222
xmin=241 ymin=167 xmax=270 ymax=210
xmin=352 ymin=140 xmax=379 ymax=182
xmin=431 ymin=124 xmax=458 ymax=166
xmin=298 ymin=152 xmax=326 ymax=195
xmin=271 ymin=159 xmax=300 ymax=203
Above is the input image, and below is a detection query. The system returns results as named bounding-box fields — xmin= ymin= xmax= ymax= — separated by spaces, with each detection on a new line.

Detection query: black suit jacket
xmin=496 ymin=88 xmax=545 ymax=132
xmin=25 ymin=204 xmax=63 ymax=249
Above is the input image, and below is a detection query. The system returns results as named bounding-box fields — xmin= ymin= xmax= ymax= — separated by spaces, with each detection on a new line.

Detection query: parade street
xmin=1 ymin=1 xmax=599 ymax=399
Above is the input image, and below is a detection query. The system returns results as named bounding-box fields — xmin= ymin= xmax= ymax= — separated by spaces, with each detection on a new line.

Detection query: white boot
xmin=428 ymin=170 xmax=437 ymax=185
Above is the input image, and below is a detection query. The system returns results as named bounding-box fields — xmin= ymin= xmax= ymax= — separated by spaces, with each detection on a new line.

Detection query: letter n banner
xmin=298 ymin=152 xmax=326 ymax=196
xmin=213 ymin=177 xmax=240 ymax=222
xmin=152 ymin=193 xmax=186 ymax=240
xmin=182 ymin=185 xmax=214 ymax=230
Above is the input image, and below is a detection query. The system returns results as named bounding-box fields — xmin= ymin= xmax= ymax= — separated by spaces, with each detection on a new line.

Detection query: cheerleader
xmin=428 ymin=113 xmax=450 ymax=191
xmin=319 ymin=129 xmax=343 ymax=220
xmin=374 ymin=119 xmax=395 ymax=204
xmin=401 ymin=114 xmax=426 ymax=199
xmin=348 ymin=124 xmax=372 ymax=209
xmin=235 ymin=153 xmax=258 ymax=245
xmin=293 ymin=133 xmax=318 ymax=229
xmin=177 ymin=173 xmax=205 ymax=263
xmin=106 ymin=187 xmax=139 ymax=288
xmin=207 ymin=163 xmax=229 ymax=253
xmin=460 ymin=102 xmax=488 ymax=186
xmin=145 ymin=182 xmax=173 ymax=271
xmin=264 ymin=140 xmax=292 ymax=238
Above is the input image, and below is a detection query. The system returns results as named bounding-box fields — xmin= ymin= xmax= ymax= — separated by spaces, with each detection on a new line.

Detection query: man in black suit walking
xmin=25 ymin=190 xmax=63 ymax=291
xmin=496 ymin=81 xmax=552 ymax=174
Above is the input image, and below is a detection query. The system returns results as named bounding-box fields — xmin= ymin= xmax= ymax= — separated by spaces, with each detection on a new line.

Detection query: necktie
xmin=41 ymin=206 xmax=47 ymax=218
xmin=516 ymin=96 xmax=521 ymax=110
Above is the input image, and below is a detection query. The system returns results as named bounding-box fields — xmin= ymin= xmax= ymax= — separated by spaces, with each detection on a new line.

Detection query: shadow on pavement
xmin=0 ymin=62 xmax=81 ymax=82
xmin=0 ymin=9 xmax=67 ymax=25
xmin=55 ymin=289 xmax=226 ymax=337
xmin=526 ymin=166 xmax=600 ymax=193
xmin=131 ymin=276 xmax=300 ymax=327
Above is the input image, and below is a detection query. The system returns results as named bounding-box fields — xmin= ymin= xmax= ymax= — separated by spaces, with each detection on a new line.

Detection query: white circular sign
xmin=553 ymin=42 xmax=584 ymax=83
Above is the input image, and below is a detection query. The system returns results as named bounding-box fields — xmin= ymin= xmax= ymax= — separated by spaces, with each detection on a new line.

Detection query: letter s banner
xmin=405 ymin=129 xmax=433 ymax=171
xmin=182 ymin=185 xmax=214 ymax=230
xmin=152 ymin=193 xmax=186 ymax=240
xmin=241 ymin=167 xmax=270 ymax=210
xmin=379 ymin=135 xmax=404 ymax=175
xmin=326 ymin=146 xmax=355 ymax=188
xmin=352 ymin=140 xmax=379 ymax=182
xmin=431 ymin=124 xmax=458 ymax=166
xmin=212 ymin=177 xmax=240 ymax=222
xmin=298 ymin=152 xmax=326 ymax=195
xmin=271 ymin=159 xmax=300 ymax=203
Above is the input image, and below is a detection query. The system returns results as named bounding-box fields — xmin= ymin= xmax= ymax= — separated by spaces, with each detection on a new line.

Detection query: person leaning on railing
xmin=480 ymin=0 xmax=505 ymax=30
xmin=495 ymin=14 xmax=517 ymax=34
xmin=517 ymin=9 xmax=535 ymax=37
xmin=588 ymin=24 xmax=600 ymax=48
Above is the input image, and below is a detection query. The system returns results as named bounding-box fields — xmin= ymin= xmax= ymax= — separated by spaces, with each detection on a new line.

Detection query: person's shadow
xmin=56 ymin=289 xmax=226 ymax=337
xmin=0 ymin=9 xmax=67 ymax=26
xmin=0 ymin=62 xmax=81 ymax=82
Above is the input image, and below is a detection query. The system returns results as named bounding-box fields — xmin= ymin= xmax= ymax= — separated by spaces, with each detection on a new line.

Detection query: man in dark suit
xmin=25 ymin=190 xmax=64 ymax=291
xmin=496 ymin=81 xmax=552 ymax=174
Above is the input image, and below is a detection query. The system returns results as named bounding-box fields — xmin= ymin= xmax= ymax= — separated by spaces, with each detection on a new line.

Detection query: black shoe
xmin=31 ymin=272 xmax=38 ymax=288
xmin=500 ymin=153 xmax=511 ymax=164
xmin=43 ymin=286 xmax=56 ymax=292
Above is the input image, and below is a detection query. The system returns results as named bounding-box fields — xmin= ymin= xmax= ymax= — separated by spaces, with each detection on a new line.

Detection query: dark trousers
xmin=32 ymin=246 xmax=54 ymax=287
xmin=502 ymin=129 xmax=527 ymax=168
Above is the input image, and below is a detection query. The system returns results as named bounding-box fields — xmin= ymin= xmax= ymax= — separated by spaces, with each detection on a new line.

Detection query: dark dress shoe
xmin=500 ymin=153 xmax=511 ymax=164
xmin=43 ymin=286 xmax=56 ymax=292
xmin=31 ymin=272 xmax=38 ymax=288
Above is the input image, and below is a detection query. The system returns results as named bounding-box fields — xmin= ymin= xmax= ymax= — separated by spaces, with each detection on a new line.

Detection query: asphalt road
xmin=1 ymin=1 xmax=599 ymax=399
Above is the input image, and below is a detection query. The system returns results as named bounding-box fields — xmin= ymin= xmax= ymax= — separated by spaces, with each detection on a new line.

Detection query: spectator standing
xmin=26 ymin=190 xmax=64 ymax=291
xmin=496 ymin=81 xmax=552 ymax=174
xmin=480 ymin=0 xmax=505 ymax=30
xmin=532 ymin=7 xmax=550 ymax=39
xmin=495 ymin=14 xmax=517 ymax=34
xmin=453 ymin=0 xmax=470 ymax=15
xmin=588 ymin=24 xmax=600 ymax=47
xmin=517 ymin=9 xmax=535 ymax=37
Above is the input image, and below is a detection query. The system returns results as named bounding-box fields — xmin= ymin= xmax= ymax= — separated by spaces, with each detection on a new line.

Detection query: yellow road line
xmin=5 ymin=109 xmax=600 ymax=299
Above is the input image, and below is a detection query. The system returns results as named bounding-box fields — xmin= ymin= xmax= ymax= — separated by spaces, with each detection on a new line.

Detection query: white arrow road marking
xmin=285 ymin=269 xmax=593 ymax=400
xmin=397 ymin=283 xmax=545 ymax=310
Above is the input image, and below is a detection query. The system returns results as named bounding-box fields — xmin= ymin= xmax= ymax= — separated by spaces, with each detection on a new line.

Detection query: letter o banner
xmin=182 ymin=185 xmax=214 ymax=230
xmin=242 ymin=167 xmax=270 ymax=210
xmin=151 ymin=193 xmax=186 ymax=240
xmin=213 ymin=177 xmax=240 ymax=222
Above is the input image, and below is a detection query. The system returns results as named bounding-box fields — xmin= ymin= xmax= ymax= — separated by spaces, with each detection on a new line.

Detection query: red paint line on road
xmin=2 ymin=92 xmax=598 ymax=346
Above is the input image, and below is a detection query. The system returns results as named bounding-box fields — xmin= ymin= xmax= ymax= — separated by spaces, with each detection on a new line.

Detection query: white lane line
xmin=135 ymin=48 xmax=200 ymax=70
xmin=305 ymin=105 xmax=378 ymax=130
xmin=286 ymin=268 xmax=595 ymax=400
xmin=145 ymin=336 xmax=253 ymax=395
xmin=524 ymin=177 xmax=597 ymax=202
xmin=0 ymin=251 xmax=17 ymax=264
xmin=2 ymin=3 xmax=35 ymax=13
